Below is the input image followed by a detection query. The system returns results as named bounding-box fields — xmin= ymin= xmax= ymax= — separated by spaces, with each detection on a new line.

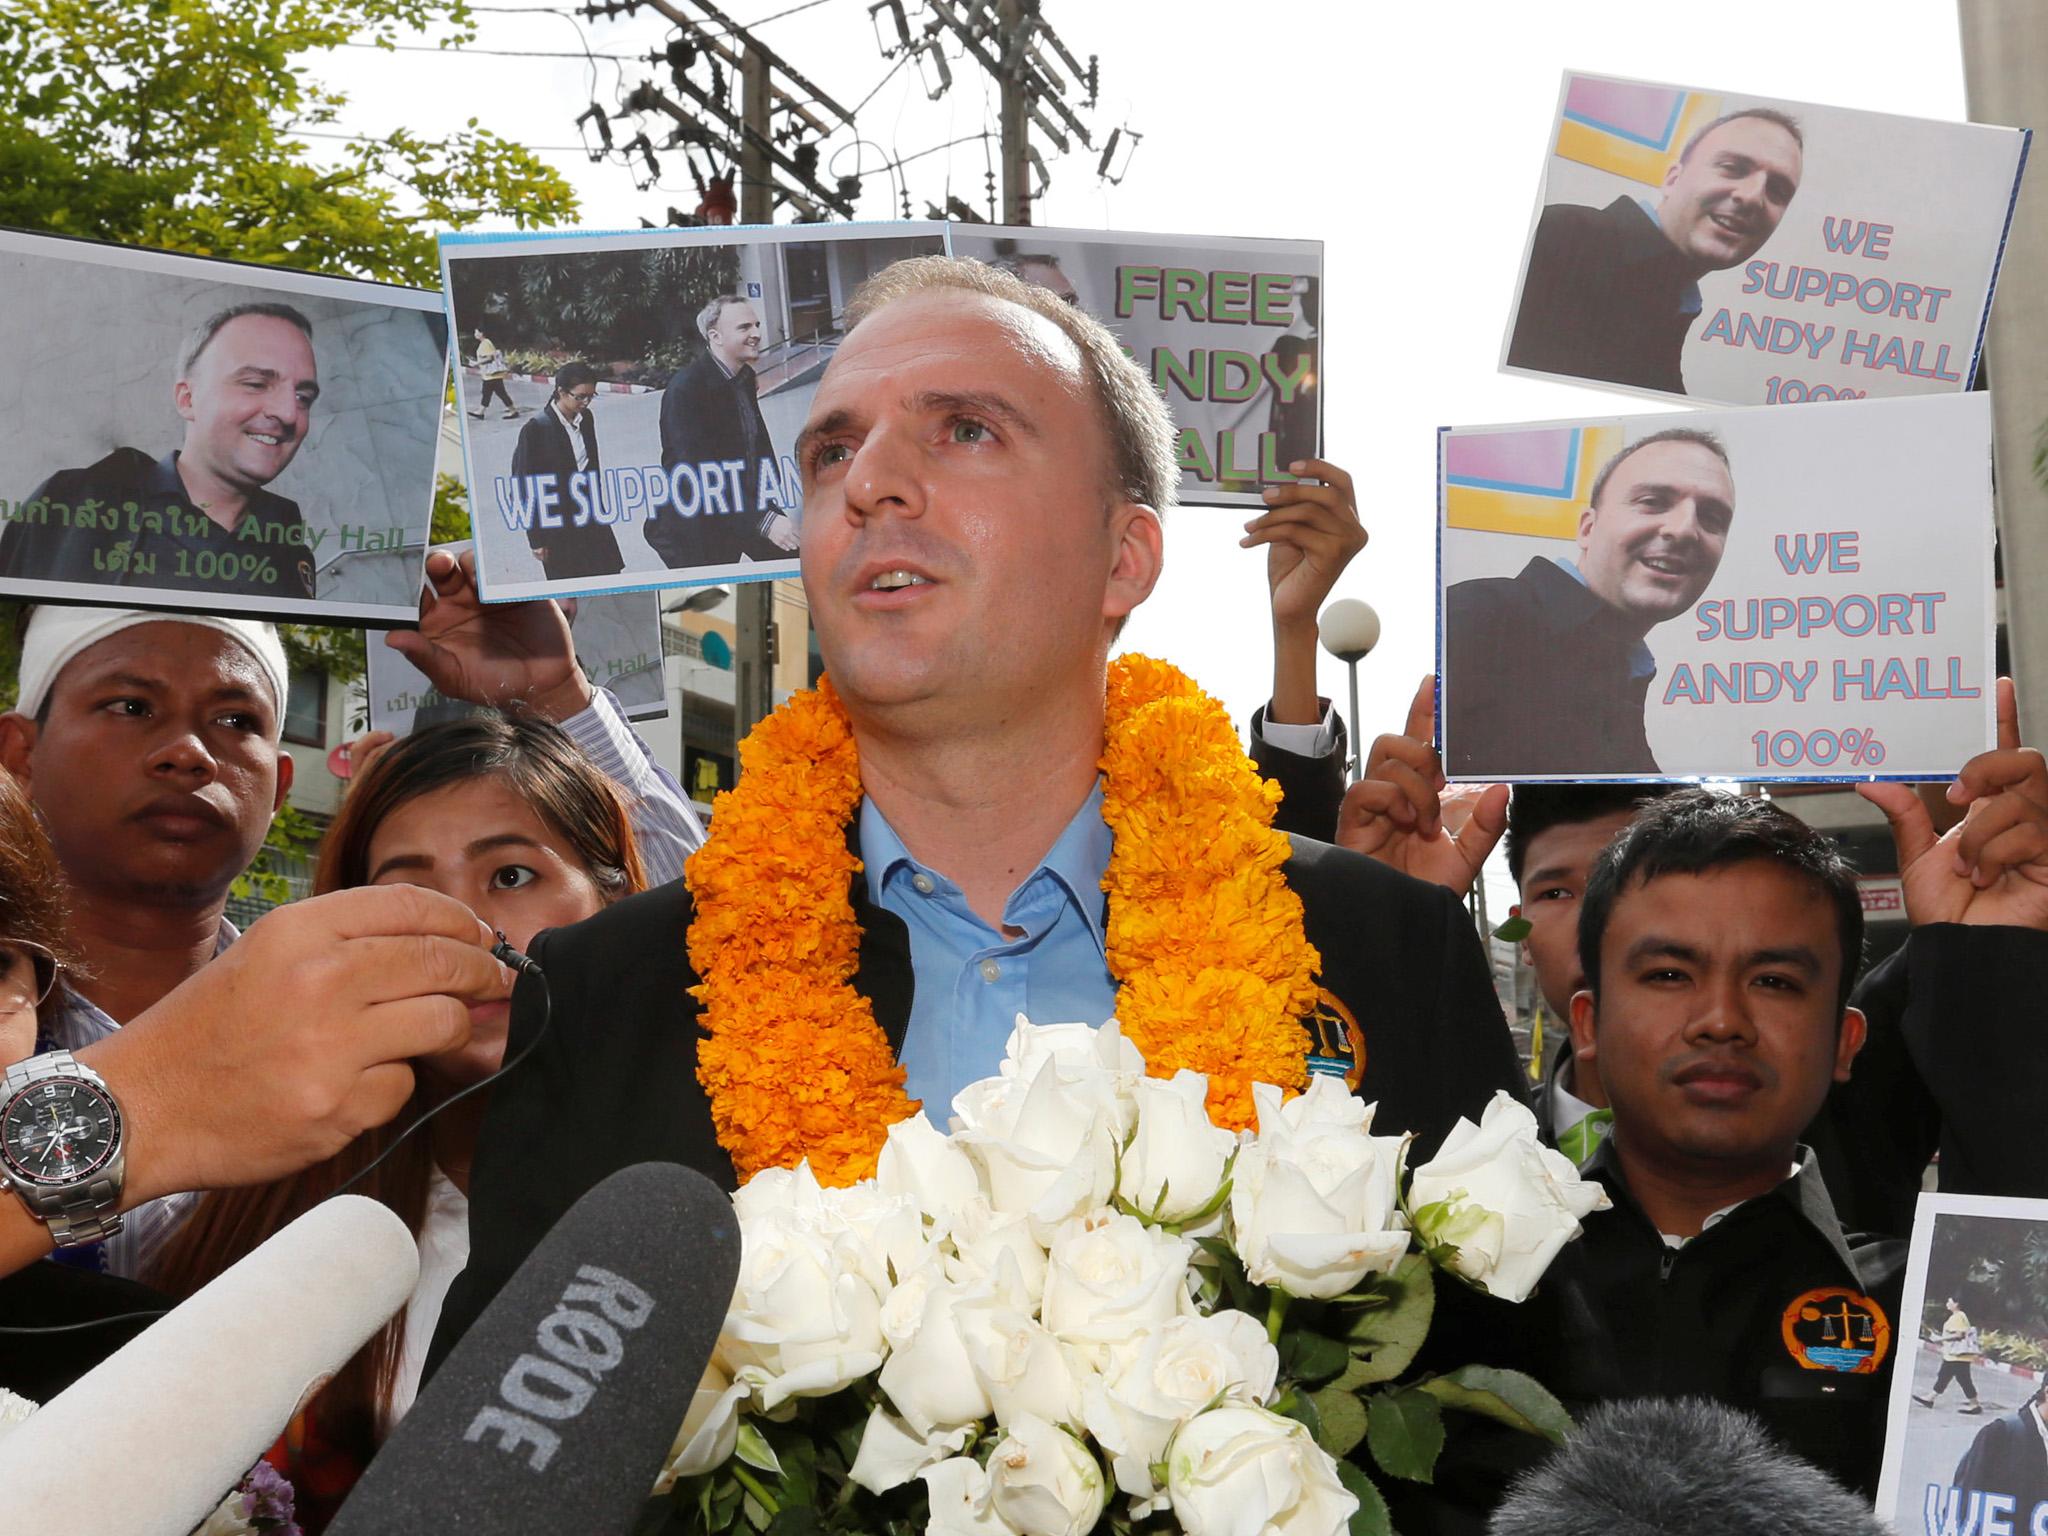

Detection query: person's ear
xmin=1104 ymin=501 xmax=1164 ymax=628
xmin=1568 ymin=988 xmax=1599 ymax=1067
xmin=1832 ymin=1005 xmax=1868 ymax=1084
xmin=272 ymin=749 xmax=295 ymax=813
xmin=174 ymin=376 xmax=197 ymax=423
xmin=0 ymin=713 xmax=36 ymax=781
xmin=1576 ymin=502 xmax=1597 ymax=551
xmin=1661 ymin=158 xmax=1683 ymax=192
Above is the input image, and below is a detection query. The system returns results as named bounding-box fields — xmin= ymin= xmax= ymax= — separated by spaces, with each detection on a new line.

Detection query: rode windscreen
xmin=1487 ymin=1396 xmax=1891 ymax=1536
xmin=0 ymin=1195 xmax=418 ymax=1535
xmin=329 ymin=1161 xmax=740 ymax=1534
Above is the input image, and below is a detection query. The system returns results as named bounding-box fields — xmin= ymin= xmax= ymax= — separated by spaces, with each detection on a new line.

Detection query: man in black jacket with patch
xmin=1506 ymin=108 xmax=1804 ymax=395
xmin=431 ymin=256 xmax=1526 ymax=1375
xmin=1446 ymin=426 xmax=1734 ymax=777
xmin=651 ymin=294 xmax=798 ymax=572
xmin=509 ymin=361 xmax=624 ymax=582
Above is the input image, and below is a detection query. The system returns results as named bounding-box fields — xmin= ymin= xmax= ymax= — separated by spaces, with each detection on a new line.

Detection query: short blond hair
xmin=843 ymin=255 xmax=1179 ymax=513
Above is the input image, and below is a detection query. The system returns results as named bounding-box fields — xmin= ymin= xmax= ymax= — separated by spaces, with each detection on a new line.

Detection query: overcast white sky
xmin=320 ymin=0 xmax=1968 ymax=787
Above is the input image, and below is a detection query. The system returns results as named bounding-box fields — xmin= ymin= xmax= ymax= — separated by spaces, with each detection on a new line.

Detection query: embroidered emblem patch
xmin=1781 ymin=1286 xmax=1891 ymax=1374
xmin=1304 ymin=988 xmax=1366 ymax=1091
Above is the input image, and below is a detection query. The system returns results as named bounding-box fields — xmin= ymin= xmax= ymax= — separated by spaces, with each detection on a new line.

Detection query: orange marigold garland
xmin=687 ymin=657 xmax=1321 ymax=1186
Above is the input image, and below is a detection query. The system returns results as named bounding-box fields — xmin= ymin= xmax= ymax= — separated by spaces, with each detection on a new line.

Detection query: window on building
xmin=282 ymin=666 xmax=327 ymax=747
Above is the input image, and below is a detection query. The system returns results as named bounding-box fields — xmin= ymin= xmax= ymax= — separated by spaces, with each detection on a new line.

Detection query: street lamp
xmin=1317 ymin=599 xmax=1381 ymax=783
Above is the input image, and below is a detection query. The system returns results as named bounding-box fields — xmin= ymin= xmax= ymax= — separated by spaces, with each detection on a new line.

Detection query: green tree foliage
xmin=0 ymin=0 xmax=578 ymax=288
xmin=456 ymin=246 xmax=741 ymax=367
xmin=1928 ymin=1213 xmax=2048 ymax=1340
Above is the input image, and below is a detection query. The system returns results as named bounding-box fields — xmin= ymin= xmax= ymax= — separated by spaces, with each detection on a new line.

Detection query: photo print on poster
xmin=948 ymin=225 xmax=1324 ymax=508
xmin=1500 ymin=72 xmax=2029 ymax=406
xmin=367 ymin=541 xmax=667 ymax=734
xmin=1876 ymin=1194 xmax=2048 ymax=1536
xmin=0 ymin=228 xmax=448 ymax=622
xmin=1436 ymin=392 xmax=1995 ymax=782
xmin=439 ymin=221 xmax=947 ymax=602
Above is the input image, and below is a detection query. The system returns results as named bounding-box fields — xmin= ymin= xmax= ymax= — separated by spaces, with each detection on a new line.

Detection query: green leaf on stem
xmin=735 ymin=1421 xmax=783 ymax=1477
xmin=1415 ymin=1366 xmax=1575 ymax=1446
xmin=1193 ymin=1237 xmax=1255 ymax=1314
xmin=1279 ymin=1328 xmax=1351 ymax=1387
xmin=1334 ymin=1460 xmax=1394 ymax=1536
xmin=1307 ymin=1385 xmax=1369 ymax=1458
xmin=1276 ymin=1387 xmax=1323 ymax=1445
xmin=1337 ymin=1253 xmax=1435 ymax=1386
xmin=1364 ymin=1387 xmax=1444 ymax=1484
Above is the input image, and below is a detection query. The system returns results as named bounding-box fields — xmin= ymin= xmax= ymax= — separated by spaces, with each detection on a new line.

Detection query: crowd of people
xmin=3 ymin=253 xmax=2045 ymax=1531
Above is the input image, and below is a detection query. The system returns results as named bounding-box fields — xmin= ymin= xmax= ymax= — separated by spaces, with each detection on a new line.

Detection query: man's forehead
xmin=56 ymin=623 xmax=270 ymax=693
xmin=199 ymin=314 xmax=317 ymax=372
xmin=1524 ymin=810 xmax=1638 ymax=874
xmin=1608 ymin=442 xmax=1734 ymax=498
xmin=1695 ymin=118 xmax=1803 ymax=176
xmin=815 ymin=289 xmax=1081 ymax=409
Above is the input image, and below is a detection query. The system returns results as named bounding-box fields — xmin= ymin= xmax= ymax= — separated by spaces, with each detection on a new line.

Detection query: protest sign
xmin=1876 ymin=1194 xmax=2048 ymax=1536
xmin=948 ymin=226 xmax=1323 ymax=507
xmin=1436 ymin=392 xmax=1994 ymax=783
xmin=438 ymin=222 xmax=946 ymax=603
xmin=1501 ymin=71 xmax=2029 ymax=406
xmin=0 ymin=229 xmax=448 ymax=622
xmin=366 ymin=542 xmax=666 ymax=733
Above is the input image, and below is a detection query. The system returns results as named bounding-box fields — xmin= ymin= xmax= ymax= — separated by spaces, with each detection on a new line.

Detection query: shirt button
xmin=911 ymin=873 xmax=935 ymax=895
xmin=979 ymin=959 xmax=1001 ymax=983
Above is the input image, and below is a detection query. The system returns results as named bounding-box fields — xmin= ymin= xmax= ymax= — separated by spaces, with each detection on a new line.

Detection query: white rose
xmin=1083 ymin=1311 xmax=1279 ymax=1504
xmin=956 ymin=1292 xmax=1093 ymax=1428
xmin=878 ymin=1113 xmax=985 ymax=1224
xmin=1230 ymin=1077 xmax=1410 ymax=1299
xmin=653 ymin=1359 xmax=748 ymax=1489
xmin=1166 ymin=1404 xmax=1357 ymax=1536
xmin=1118 ymin=1070 xmax=1237 ymax=1226
xmin=942 ymin=1197 xmax=1049 ymax=1311
xmin=1040 ymin=1209 xmax=1195 ymax=1346
xmin=1406 ymin=1090 xmax=1610 ymax=1303
xmin=876 ymin=1279 xmax=996 ymax=1434
xmin=922 ymin=1456 xmax=1024 ymax=1536
xmin=732 ymin=1161 xmax=928 ymax=1300
xmin=192 ymin=1492 xmax=258 ymax=1536
xmin=848 ymin=1406 xmax=973 ymax=1495
xmin=953 ymin=1055 xmax=1119 ymax=1243
xmin=987 ymin=1413 xmax=1110 ymax=1536
xmin=722 ymin=1205 xmax=887 ymax=1412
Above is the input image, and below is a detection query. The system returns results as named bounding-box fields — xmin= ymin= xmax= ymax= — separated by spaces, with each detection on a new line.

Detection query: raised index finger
xmin=1404 ymin=673 xmax=1437 ymax=745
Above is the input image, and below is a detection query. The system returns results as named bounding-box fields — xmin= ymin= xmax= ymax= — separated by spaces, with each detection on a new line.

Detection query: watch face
xmin=2 ymin=1078 xmax=121 ymax=1186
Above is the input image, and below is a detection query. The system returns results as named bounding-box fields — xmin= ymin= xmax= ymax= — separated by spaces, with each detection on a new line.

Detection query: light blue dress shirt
xmin=861 ymin=782 xmax=1119 ymax=1126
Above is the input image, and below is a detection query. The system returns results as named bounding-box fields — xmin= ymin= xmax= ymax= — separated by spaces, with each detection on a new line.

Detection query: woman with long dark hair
xmin=147 ymin=712 xmax=647 ymax=1515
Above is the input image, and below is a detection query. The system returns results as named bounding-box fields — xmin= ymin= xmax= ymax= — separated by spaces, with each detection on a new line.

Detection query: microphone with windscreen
xmin=1487 ymin=1396 xmax=1892 ymax=1536
xmin=0 ymin=1195 xmax=419 ymax=1536
xmin=328 ymin=1160 xmax=740 ymax=1534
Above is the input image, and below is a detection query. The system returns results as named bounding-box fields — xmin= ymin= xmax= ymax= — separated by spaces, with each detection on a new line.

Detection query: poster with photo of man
xmin=1500 ymin=72 xmax=2029 ymax=405
xmin=1877 ymin=1195 xmax=2048 ymax=1536
xmin=947 ymin=226 xmax=1323 ymax=508
xmin=0 ymin=229 xmax=448 ymax=621
xmin=366 ymin=541 xmax=666 ymax=733
xmin=1436 ymin=392 xmax=1994 ymax=782
xmin=439 ymin=221 xmax=947 ymax=602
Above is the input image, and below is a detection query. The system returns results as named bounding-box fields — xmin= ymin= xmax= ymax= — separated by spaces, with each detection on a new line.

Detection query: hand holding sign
xmin=385 ymin=546 xmax=593 ymax=722
xmin=1241 ymin=457 xmax=1367 ymax=633
xmin=1336 ymin=674 xmax=1509 ymax=896
xmin=1859 ymin=679 xmax=2048 ymax=929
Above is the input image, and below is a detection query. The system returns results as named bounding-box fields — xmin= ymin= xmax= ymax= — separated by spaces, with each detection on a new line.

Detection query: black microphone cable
xmin=0 ymin=934 xmax=549 ymax=1337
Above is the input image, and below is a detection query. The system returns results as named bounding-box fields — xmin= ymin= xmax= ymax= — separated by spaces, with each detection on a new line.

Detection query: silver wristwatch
xmin=0 ymin=1050 xmax=127 ymax=1246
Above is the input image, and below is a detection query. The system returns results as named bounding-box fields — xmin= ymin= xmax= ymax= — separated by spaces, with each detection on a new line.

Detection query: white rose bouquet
xmin=643 ymin=1021 xmax=1605 ymax=1536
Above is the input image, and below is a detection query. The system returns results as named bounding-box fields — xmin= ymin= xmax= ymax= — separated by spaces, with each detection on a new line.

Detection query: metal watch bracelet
xmin=1 ymin=1050 xmax=126 ymax=1246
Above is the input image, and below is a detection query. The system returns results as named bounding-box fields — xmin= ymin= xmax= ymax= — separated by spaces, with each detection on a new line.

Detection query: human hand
xmin=342 ymin=730 xmax=396 ymax=779
xmin=384 ymin=547 xmax=593 ymax=721
xmin=1335 ymin=673 xmax=1507 ymax=896
xmin=1240 ymin=458 xmax=1367 ymax=636
xmin=1858 ymin=679 xmax=2048 ymax=929
xmin=82 ymin=884 xmax=514 ymax=1203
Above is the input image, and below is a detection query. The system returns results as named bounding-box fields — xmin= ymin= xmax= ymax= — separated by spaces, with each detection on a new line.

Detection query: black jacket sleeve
xmin=509 ymin=417 xmax=551 ymax=556
xmin=1249 ymin=700 xmax=1347 ymax=843
xmin=1898 ymin=924 xmax=2048 ymax=1199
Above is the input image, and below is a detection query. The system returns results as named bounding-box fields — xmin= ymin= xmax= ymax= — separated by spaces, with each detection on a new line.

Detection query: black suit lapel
xmin=842 ymin=817 xmax=914 ymax=1057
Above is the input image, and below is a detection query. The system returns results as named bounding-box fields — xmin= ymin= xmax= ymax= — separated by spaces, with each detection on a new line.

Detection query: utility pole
xmin=733 ymin=44 xmax=777 ymax=750
xmin=997 ymin=0 xmax=1031 ymax=223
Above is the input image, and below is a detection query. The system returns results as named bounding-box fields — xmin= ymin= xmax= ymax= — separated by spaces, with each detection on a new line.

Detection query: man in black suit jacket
xmin=1952 ymin=1391 xmax=2048 ymax=1523
xmin=652 ymin=295 xmax=796 ymax=572
xmin=431 ymin=257 xmax=1524 ymax=1373
xmin=509 ymin=362 xmax=624 ymax=581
